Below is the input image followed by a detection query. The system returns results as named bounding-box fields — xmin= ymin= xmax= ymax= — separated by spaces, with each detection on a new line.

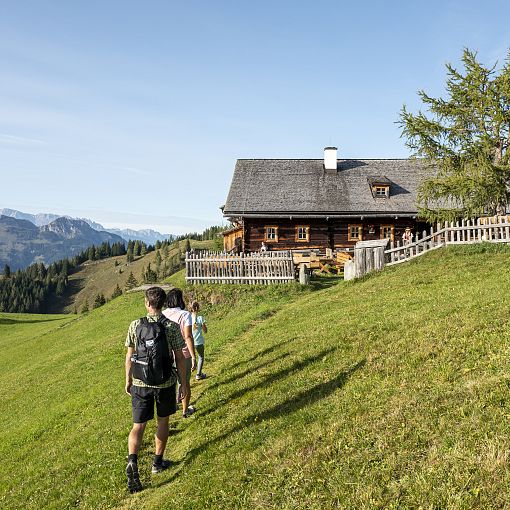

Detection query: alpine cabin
xmin=221 ymin=147 xmax=427 ymax=254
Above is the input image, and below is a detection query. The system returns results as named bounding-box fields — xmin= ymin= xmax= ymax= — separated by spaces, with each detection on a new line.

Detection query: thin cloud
xmin=0 ymin=133 xmax=46 ymax=146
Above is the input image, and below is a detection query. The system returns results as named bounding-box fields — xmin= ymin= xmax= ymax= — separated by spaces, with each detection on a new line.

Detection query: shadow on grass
xmin=0 ymin=317 xmax=68 ymax=325
xmin=197 ymin=347 xmax=337 ymax=419
xmin=205 ymin=350 xmax=291 ymax=393
xmin=151 ymin=358 xmax=366 ymax=491
xmin=226 ymin=338 xmax=289 ymax=373
xmin=309 ymin=276 xmax=342 ymax=291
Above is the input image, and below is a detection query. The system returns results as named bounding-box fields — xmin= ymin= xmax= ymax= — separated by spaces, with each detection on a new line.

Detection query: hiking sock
xmin=128 ymin=454 xmax=138 ymax=463
xmin=153 ymin=454 xmax=163 ymax=466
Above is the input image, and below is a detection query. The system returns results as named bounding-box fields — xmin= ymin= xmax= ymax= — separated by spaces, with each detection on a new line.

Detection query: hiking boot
xmin=183 ymin=405 xmax=196 ymax=418
xmin=126 ymin=460 xmax=143 ymax=493
xmin=195 ymin=373 xmax=207 ymax=380
xmin=151 ymin=459 xmax=172 ymax=474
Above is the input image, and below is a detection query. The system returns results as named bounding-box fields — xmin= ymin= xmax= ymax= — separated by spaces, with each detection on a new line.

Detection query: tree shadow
xmin=188 ymin=346 xmax=336 ymax=420
xmin=0 ymin=317 xmax=68 ymax=325
xmin=151 ymin=358 xmax=366 ymax=490
xmin=226 ymin=338 xmax=289 ymax=373
xmin=205 ymin=350 xmax=291 ymax=392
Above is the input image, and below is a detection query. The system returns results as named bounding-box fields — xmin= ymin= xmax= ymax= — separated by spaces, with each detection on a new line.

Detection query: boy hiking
xmin=124 ymin=286 xmax=189 ymax=493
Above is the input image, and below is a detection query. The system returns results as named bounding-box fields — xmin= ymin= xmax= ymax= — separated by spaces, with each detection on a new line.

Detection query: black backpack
xmin=131 ymin=316 xmax=174 ymax=385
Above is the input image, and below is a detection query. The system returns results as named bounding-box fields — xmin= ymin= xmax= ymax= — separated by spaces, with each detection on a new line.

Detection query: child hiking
xmin=190 ymin=301 xmax=207 ymax=380
xmin=124 ymin=286 xmax=189 ymax=493
xmin=162 ymin=288 xmax=196 ymax=418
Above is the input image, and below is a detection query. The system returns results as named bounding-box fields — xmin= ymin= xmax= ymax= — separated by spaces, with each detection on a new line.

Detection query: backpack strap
xmin=157 ymin=315 xmax=170 ymax=327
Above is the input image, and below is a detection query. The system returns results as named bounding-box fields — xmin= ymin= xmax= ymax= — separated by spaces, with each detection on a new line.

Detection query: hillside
xmin=54 ymin=239 xmax=216 ymax=313
xmin=2 ymin=244 xmax=510 ymax=509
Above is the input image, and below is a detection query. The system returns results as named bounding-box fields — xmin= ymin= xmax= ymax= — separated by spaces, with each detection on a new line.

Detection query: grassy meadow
xmin=2 ymin=244 xmax=510 ymax=509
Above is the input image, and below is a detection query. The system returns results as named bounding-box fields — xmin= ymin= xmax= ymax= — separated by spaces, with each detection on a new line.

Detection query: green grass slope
xmin=54 ymin=239 xmax=215 ymax=313
xmin=2 ymin=244 xmax=510 ymax=509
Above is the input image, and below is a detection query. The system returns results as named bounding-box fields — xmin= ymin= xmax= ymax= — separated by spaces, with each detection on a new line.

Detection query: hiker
xmin=190 ymin=300 xmax=208 ymax=380
xmin=125 ymin=286 xmax=189 ymax=493
xmin=162 ymin=288 xmax=196 ymax=418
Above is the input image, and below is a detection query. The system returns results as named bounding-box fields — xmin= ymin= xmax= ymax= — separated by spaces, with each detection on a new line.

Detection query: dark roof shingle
xmin=223 ymin=159 xmax=423 ymax=217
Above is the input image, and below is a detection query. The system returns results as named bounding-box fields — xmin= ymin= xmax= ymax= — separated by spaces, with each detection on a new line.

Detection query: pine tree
xmin=81 ymin=300 xmax=89 ymax=313
xmin=125 ymin=271 xmax=138 ymax=290
xmin=126 ymin=247 xmax=134 ymax=263
xmin=184 ymin=238 xmax=191 ymax=254
xmin=3 ymin=264 xmax=11 ymax=278
xmin=111 ymin=284 xmax=123 ymax=299
xmin=399 ymin=48 xmax=510 ymax=222
xmin=154 ymin=250 xmax=162 ymax=274
xmin=143 ymin=263 xmax=158 ymax=283
xmin=94 ymin=293 xmax=106 ymax=308
xmin=140 ymin=243 xmax=147 ymax=256
xmin=161 ymin=243 xmax=169 ymax=259
xmin=133 ymin=240 xmax=141 ymax=256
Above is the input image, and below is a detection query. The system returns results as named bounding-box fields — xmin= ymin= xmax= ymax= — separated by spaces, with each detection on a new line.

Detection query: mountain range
xmin=0 ymin=208 xmax=174 ymax=245
xmin=0 ymin=215 xmax=125 ymax=270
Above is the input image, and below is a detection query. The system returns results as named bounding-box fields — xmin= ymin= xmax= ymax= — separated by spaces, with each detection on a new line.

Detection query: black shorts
xmin=131 ymin=384 xmax=177 ymax=423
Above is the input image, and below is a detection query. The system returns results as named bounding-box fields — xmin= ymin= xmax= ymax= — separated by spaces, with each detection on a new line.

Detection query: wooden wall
xmin=243 ymin=218 xmax=427 ymax=252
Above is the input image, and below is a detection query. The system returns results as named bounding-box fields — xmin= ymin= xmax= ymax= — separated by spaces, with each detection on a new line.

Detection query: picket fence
xmin=347 ymin=216 xmax=510 ymax=280
xmin=185 ymin=250 xmax=295 ymax=284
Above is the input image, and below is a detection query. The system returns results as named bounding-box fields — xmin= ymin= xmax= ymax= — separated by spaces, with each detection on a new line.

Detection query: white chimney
xmin=324 ymin=146 xmax=338 ymax=171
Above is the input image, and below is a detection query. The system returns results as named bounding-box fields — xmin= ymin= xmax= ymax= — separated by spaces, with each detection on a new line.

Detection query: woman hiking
xmin=190 ymin=301 xmax=207 ymax=380
xmin=162 ymin=288 xmax=196 ymax=418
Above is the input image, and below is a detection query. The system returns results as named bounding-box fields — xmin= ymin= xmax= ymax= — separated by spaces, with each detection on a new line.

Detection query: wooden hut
xmin=221 ymin=147 xmax=428 ymax=255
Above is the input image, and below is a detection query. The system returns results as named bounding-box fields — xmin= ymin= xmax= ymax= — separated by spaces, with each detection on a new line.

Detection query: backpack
xmin=131 ymin=316 xmax=174 ymax=385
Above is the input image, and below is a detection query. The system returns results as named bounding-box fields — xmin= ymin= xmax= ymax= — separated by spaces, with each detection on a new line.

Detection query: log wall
xmin=243 ymin=218 xmax=425 ymax=252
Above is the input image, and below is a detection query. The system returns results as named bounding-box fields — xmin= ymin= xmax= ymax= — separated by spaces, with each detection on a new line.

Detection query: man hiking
xmin=124 ymin=286 xmax=189 ymax=493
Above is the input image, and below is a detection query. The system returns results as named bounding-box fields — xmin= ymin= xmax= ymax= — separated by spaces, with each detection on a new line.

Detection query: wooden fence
xmin=185 ymin=250 xmax=295 ymax=284
xmin=346 ymin=216 xmax=510 ymax=280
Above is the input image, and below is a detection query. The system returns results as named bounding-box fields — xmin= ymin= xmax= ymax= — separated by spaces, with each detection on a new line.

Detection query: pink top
xmin=162 ymin=307 xmax=193 ymax=358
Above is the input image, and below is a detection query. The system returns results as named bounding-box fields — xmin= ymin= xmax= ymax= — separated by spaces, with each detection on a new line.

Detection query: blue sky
xmin=0 ymin=0 xmax=508 ymax=234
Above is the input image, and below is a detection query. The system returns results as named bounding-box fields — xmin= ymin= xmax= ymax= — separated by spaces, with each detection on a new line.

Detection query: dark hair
xmin=145 ymin=286 xmax=167 ymax=310
xmin=190 ymin=300 xmax=200 ymax=312
xmin=166 ymin=288 xmax=186 ymax=310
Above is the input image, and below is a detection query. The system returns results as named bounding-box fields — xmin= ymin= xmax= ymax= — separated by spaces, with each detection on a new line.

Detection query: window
xmin=264 ymin=226 xmax=279 ymax=242
xmin=296 ymin=225 xmax=309 ymax=242
xmin=380 ymin=224 xmax=394 ymax=241
xmin=374 ymin=186 xmax=389 ymax=198
xmin=348 ymin=224 xmax=363 ymax=242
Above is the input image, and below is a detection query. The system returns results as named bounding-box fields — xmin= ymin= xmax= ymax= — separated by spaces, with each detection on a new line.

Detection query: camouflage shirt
xmin=125 ymin=313 xmax=184 ymax=388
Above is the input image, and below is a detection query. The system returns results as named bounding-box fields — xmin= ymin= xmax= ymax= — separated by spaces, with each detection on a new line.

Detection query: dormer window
xmin=368 ymin=176 xmax=391 ymax=199
xmin=374 ymin=186 xmax=389 ymax=198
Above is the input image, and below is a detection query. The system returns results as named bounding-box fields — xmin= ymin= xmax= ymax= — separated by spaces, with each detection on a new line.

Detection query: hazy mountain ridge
xmin=0 ymin=208 xmax=174 ymax=244
xmin=0 ymin=215 xmax=125 ymax=270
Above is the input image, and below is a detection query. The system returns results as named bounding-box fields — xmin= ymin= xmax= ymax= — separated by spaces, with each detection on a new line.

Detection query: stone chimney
xmin=324 ymin=147 xmax=338 ymax=171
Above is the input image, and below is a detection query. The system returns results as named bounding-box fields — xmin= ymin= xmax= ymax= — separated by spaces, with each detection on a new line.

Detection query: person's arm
xmin=174 ymin=349 xmax=189 ymax=400
xmin=201 ymin=317 xmax=208 ymax=334
xmin=125 ymin=347 xmax=134 ymax=395
xmin=183 ymin=324 xmax=196 ymax=370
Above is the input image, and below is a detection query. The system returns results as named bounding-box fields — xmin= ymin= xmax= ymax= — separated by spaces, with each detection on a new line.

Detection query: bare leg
xmin=128 ymin=422 xmax=147 ymax=454
xmin=155 ymin=416 xmax=169 ymax=455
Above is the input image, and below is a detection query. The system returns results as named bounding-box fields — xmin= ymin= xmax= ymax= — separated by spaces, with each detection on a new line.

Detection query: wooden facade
xmin=225 ymin=218 xmax=426 ymax=253
xmin=222 ymin=155 xmax=426 ymax=254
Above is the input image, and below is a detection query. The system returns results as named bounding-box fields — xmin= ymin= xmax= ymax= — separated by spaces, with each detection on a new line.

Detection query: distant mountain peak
xmin=0 ymin=208 xmax=174 ymax=244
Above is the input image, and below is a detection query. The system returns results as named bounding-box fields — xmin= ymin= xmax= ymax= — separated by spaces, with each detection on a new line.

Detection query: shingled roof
xmin=223 ymin=159 xmax=424 ymax=218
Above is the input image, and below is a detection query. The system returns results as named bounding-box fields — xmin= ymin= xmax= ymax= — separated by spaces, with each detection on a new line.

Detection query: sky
xmin=0 ymin=0 xmax=509 ymax=234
